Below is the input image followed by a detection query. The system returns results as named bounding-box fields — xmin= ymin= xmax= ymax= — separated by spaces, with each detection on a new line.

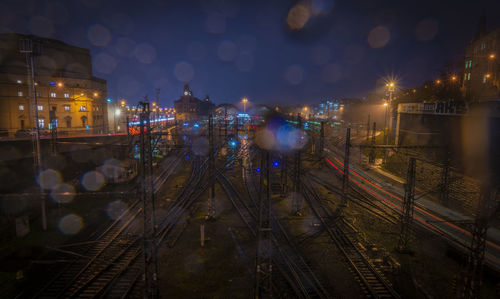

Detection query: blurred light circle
xmin=81 ymin=171 xmax=105 ymax=191
xmin=28 ymin=16 xmax=54 ymax=38
xmin=87 ymin=24 xmax=111 ymax=47
xmin=310 ymin=45 xmax=331 ymax=65
xmin=255 ymin=129 xmax=275 ymax=150
xmin=415 ymin=19 xmax=438 ymax=42
xmin=37 ymin=169 xmax=61 ymax=190
xmin=187 ymin=41 xmax=206 ymax=61
xmin=322 ymin=63 xmax=342 ymax=83
xmin=235 ymin=52 xmax=254 ymax=72
xmin=367 ymin=26 xmax=390 ymax=49
xmin=311 ymin=0 xmax=335 ymax=14
xmin=205 ymin=13 xmax=226 ymax=34
xmin=217 ymin=41 xmax=238 ymax=62
xmin=115 ymin=37 xmax=136 ymax=58
xmin=192 ymin=137 xmax=209 ymax=156
xmin=58 ymin=214 xmax=83 ymax=235
xmin=106 ymin=200 xmax=127 ymax=220
xmin=174 ymin=62 xmax=195 ymax=82
xmin=50 ymin=183 xmax=75 ymax=204
xmin=284 ymin=65 xmax=305 ymax=85
xmin=287 ymin=4 xmax=310 ymax=30
xmin=236 ymin=35 xmax=257 ymax=52
xmin=134 ymin=43 xmax=157 ymax=64
xmin=93 ymin=52 xmax=117 ymax=74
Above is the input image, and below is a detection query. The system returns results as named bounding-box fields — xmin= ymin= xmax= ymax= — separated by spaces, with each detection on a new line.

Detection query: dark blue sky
xmin=2 ymin=0 xmax=500 ymax=107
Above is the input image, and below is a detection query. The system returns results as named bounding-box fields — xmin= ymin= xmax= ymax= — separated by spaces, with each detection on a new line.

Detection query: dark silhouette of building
xmin=173 ymin=84 xmax=214 ymax=121
xmin=462 ymin=17 xmax=500 ymax=102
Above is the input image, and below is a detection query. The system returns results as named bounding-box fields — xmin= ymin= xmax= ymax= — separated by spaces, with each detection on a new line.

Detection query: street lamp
xmin=242 ymin=97 xmax=248 ymax=112
xmin=385 ymin=81 xmax=396 ymax=144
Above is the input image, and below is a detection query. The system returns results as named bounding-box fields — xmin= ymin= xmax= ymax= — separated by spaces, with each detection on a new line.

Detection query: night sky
xmin=1 ymin=0 xmax=500 ymax=107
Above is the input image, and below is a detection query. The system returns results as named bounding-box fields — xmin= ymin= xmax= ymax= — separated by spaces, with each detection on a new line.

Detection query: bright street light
xmin=242 ymin=97 xmax=248 ymax=112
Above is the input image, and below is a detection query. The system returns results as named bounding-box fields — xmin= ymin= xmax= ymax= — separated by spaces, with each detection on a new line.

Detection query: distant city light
xmin=256 ymin=168 xmax=261 ymax=172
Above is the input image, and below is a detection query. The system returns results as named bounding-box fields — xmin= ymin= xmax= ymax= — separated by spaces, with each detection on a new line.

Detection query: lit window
xmin=16 ymin=80 xmax=22 ymax=84
xmin=38 ymin=119 xmax=45 ymax=128
xmin=80 ymin=105 xmax=86 ymax=111
xmin=64 ymin=105 xmax=70 ymax=111
xmin=38 ymin=105 xmax=43 ymax=111
xmin=483 ymin=75 xmax=487 ymax=83
xmin=50 ymin=92 xmax=56 ymax=97
xmin=18 ymin=91 xmax=23 ymax=97
xmin=469 ymin=60 xmax=472 ymax=68
xmin=64 ymin=93 xmax=69 ymax=98
xmin=467 ymin=73 xmax=471 ymax=80
xmin=19 ymin=104 xmax=24 ymax=111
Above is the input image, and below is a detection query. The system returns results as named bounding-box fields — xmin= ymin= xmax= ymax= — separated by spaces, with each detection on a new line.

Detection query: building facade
xmin=0 ymin=33 xmax=108 ymax=136
xmin=462 ymin=18 xmax=500 ymax=102
xmin=173 ymin=84 xmax=214 ymax=121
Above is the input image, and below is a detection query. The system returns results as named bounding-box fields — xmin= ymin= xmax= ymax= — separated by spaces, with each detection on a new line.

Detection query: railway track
xmin=219 ymin=148 xmax=329 ymax=299
xmin=33 ymin=151 xmax=185 ymax=298
xmin=301 ymin=178 xmax=400 ymax=298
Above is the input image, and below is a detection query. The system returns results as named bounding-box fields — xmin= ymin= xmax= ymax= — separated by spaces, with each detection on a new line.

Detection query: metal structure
xmin=341 ymin=127 xmax=351 ymax=212
xmin=369 ymin=122 xmax=376 ymax=164
xmin=439 ymin=156 xmax=451 ymax=207
xmin=366 ymin=114 xmax=370 ymax=142
xmin=138 ymin=101 xmax=159 ymax=298
xmin=19 ymin=38 xmax=47 ymax=231
xmin=462 ymin=185 xmax=497 ymax=299
xmin=293 ymin=114 xmax=302 ymax=214
xmin=207 ymin=114 xmax=216 ymax=219
xmin=319 ymin=121 xmax=325 ymax=157
xmin=397 ymin=157 xmax=416 ymax=253
xmin=255 ymin=150 xmax=273 ymax=298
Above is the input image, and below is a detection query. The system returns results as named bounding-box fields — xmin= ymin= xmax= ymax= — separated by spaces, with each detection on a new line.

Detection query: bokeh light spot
xmin=50 ymin=183 xmax=75 ymax=204
xmin=134 ymin=43 xmax=157 ymax=64
xmin=174 ymin=61 xmax=195 ymax=82
xmin=284 ymin=64 xmax=305 ymax=85
xmin=217 ymin=41 xmax=238 ymax=62
xmin=87 ymin=24 xmax=111 ymax=47
xmin=81 ymin=171 xmax=105 ymax=191
xmin=367 ymin=26 xmax=390 ymax=49
xmin=106 ymin=200 xmax=127 ymax=220
xmin=415 ymin=19 xmax=439 ymax=42
xmin=37 ymin=169 xmax=61 ymax=190
xmin=287 ymin=4 xmax=310 ymax=30
xmin=58 ymin=214 xmax=83 ymax=235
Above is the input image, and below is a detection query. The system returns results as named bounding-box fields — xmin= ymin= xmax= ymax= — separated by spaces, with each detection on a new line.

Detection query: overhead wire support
xmin=462 ymin=185 xmax=497 ymax=299
xmin=397 ymin=157 xmax=416 ymax=253
xmin=254 ymin=150 xmax=272 ymax=298
xmin=369 ymin=122 xmax=376 ymax=164
xmin=19 ymin=38 xmax=47 ymax=231
xmin=293 ymin=113 xmax=302 ymax=215
xmin=207 ymin=114 xmax=216 ymax=220
xmin=341 ymin=127 xmax=351 ymax=213
xmin=139 ymin=101 xmax=159 ymax=298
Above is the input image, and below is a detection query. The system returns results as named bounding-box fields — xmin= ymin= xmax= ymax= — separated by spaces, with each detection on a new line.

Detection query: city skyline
xmin=1 ymin=0 xmax=500 ymax=106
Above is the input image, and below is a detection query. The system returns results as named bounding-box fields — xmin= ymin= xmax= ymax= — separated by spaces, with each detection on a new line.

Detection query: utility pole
xmin=366 ymin=114 xmax=370 ymax=142
xmin=280 ymin=153 xmax=287 ymax=196
xmin=254 ymin=150 xmax=272 ymax=298
xmin=369 ymin=122 xmax=376 ymax=164
xmin=439 ymin=156 xmax=451 ymax=207
xmin=20 ymin=38 xmax=46 ymax=231
xmin=319 ymin=121 xmax=325 ymax=157
xmin=461 ymin=184 xmax=497 ymax=299
xmin=224 ymin=109 xmax=228 ymax=139
xmin=207 ymin=114 xmax=216 ymax=220
xmin=293 ymin=113 xmax=302 ymax=215
xmin=139 ymin=101 xmax=159 ymax=298
xmin=397 ymin=157 xmax=416 ymax=253
xmin=50 ymin=107 xmax=57 ymax=155
xmin=341 ymin=127 xmax=351 ymax=212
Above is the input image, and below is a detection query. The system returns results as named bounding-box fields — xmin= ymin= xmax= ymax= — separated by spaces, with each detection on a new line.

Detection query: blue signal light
xmin=186 ymin=155 xmax=190 ymax=160
xmin=193 ymin=123 xmax=199 ymax=128
xmin=256 ymin=168 xmax=261 ymax=172
xmin=273 ymin=161 xmax=280 ymax=167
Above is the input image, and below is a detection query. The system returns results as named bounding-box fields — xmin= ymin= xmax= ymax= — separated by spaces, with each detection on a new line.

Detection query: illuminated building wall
xmin=0 ymin=33 xmax=107 ymax=136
